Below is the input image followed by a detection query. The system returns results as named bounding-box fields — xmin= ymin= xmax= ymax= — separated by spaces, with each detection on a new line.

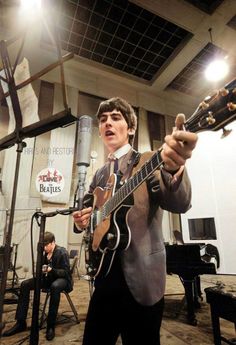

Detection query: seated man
xmin=2 ymin=231 xmax=73 ymax=341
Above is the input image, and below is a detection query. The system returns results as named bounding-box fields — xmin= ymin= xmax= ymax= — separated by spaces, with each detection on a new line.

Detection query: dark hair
xmin=43 ymin=231 xmax=55 ymax=245
xmin=96 ymin=97 xmax=137 ymax=144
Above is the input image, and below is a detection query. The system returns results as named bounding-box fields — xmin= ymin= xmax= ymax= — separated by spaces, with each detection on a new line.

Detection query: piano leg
xmin=194 ymin=276 xmax=202 ymax=307
xmin=181 ymin=277 xmax=198 ymax=326
xmin=209 ymin=303 xmax=222 ymax=345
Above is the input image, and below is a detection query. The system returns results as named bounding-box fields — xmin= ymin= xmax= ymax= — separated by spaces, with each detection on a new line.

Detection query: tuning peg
xmin=206 ymin=112 xmax=216 ymax=125
xmin=219 ymin=88 xmax=229 ymax=96
xmin=227 ymin=102 xmax=236 ymax=111
xmin=221 ymin=127 xmax=232 ymax=138
xmin=199 ymin=101 xmax=209 ymax=109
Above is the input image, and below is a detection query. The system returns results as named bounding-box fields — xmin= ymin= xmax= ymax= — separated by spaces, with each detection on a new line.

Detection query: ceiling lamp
xmin=205 ymin=58 xmax=229 ymax=82
xmin=20 ymin=0 xmax=41 ymax=11
xmin=204 ymin=28 xmax=229 ymax=82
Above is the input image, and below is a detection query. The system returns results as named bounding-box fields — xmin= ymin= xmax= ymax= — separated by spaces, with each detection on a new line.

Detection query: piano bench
xmin=205 ymin=286 xmax=236 ymax=345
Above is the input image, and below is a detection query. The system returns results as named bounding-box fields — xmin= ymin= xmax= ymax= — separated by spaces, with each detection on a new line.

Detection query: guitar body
xmin=84 ymin=174 xmax=133 ymax=279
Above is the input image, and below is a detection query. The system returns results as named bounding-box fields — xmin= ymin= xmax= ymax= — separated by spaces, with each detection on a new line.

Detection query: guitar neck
xmin=101 ymin=77 xmax=236 ymax=220
xmin=103 ymin=150 xmax=164 ymax=218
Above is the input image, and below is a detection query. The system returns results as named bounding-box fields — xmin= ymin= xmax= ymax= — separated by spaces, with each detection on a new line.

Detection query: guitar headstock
xmin=185 ymin=78 xmax=236 ymax=134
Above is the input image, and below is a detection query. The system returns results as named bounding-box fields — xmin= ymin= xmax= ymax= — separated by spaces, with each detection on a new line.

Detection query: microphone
xmin=77 ymin=115 xmax=93 ymax=168
xmin=74 ymin=116 xmax=92 ymax=231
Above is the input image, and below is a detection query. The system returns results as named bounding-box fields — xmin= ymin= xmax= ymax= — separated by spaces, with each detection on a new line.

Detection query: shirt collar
xmin=108 ymin=143 xmax=131 ymax=160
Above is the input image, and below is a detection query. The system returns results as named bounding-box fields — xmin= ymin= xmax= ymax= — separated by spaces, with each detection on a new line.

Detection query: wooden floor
xmin=1 ymin=273 xmax=236 ymax=345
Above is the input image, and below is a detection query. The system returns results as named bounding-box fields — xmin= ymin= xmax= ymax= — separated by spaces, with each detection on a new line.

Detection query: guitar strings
xmin=103 ymin=152 xmax=163 ymax=218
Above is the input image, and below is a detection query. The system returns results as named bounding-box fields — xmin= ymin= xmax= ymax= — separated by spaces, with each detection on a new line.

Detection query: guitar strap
xmin=121 ymin=149 xmax=141 ymax=181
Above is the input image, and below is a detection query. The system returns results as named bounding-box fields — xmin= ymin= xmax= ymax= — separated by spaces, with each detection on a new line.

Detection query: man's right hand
xmin=73 ymin=207 xmax=93 ymax=230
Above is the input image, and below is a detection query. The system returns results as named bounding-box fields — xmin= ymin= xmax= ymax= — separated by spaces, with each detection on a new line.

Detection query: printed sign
xmin=36 ymin=168 xmax=65 ymax=197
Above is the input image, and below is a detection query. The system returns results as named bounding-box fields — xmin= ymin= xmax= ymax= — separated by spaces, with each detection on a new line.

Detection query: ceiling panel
xmin=227 ymin=14 xmax=236 ymax=30
xmin=183 ymin=0 xmax=224 ymax=14
xmin=42 ymin=0 xmax=192 ymax=83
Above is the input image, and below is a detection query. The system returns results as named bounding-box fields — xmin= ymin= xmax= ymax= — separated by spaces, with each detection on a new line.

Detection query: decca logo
xmin=36 ymin=168 xmax=65 ymax=197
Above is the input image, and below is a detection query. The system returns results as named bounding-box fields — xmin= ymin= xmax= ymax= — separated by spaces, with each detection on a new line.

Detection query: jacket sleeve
xmin=50 ymin=248 xmax=71 ymax=280
xmin=147 ymin=166 xmax=192 ymax=214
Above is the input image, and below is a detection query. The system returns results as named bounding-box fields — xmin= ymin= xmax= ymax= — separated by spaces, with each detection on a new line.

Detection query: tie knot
xmin=108 ymin=154 xmax=119 ymax=174
xmin=108 ymin=153 xmax=117 ymax=162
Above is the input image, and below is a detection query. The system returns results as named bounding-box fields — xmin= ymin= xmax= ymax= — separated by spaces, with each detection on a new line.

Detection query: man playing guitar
xmin=73 ymin=97 xmax=198 ymax=345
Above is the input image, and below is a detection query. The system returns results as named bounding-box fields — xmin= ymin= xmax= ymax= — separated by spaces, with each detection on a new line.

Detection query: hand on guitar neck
xmin=161 ymin=113 xmax=198 ymax=174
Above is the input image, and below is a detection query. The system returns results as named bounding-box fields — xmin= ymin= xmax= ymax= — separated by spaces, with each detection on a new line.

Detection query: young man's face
xmin=44 ymin=241 xmax=54 ymax=254
xmin=98 ymin=109 xmax=134 ymax=152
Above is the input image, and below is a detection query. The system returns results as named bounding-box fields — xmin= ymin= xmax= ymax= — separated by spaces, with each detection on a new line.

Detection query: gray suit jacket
xmin=88 ymin=149 xmax=192 ymax=306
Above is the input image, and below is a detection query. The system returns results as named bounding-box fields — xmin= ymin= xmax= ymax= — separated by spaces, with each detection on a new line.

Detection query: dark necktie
xmin=108 ymin=155 xmax=119 ymax=175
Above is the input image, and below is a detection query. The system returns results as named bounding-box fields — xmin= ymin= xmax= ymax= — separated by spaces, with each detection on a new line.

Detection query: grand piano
xmin=165 ymin=243 xmax=219 ymax=325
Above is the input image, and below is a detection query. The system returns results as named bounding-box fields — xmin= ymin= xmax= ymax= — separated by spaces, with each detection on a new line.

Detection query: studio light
xmin=20 ymin=0 xmax=41 ymax=12
xmin=204 ymin=28 xmax=229 ymax=82
xmin=205 ymin=58 xmax=229 ymax=82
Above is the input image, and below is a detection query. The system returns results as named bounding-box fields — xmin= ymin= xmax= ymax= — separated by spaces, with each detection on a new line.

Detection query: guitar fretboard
xmin=102 ymin=150 xmax=163 ymax=218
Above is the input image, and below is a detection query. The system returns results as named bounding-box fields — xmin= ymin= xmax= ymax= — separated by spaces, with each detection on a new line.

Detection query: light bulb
xmin=205 ymin=59 xmax=229 ymax=82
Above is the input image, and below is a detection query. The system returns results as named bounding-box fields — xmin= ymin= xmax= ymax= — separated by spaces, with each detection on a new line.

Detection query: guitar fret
xmin=114 ymin=193 xmax=119 ymax=207
xmin=147 ymin=162 xmax=151 ymax=175
xmin=133 ymin=174 xmax=138 ymax=187
xmin=151 ymin=157 xmax=156 ymax=171
xmin=105 ymin=204 xmax=108 ymax=216
xmin=130 ymin=177 xmax=135 ymax=191
xmin=120 ymin=185 xmax=126 ymax=199
xmin=152 ymin=155 xmax=158 ymax=168
xmin=142 ymin=164 xmax=148 ymax=178
xmin=126 ymin=180 xmax=132 ymax=195
xmin=128 ymin=179 xmax=133 ymax=194
xmin=138 ymin=169 xmax=143 ymax=183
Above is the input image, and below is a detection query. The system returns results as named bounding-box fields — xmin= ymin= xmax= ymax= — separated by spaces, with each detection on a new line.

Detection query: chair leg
xmin=39 ymin=292 xmax=50 ymax=328
xmin=76 ymin=265 xmax=80 ymax=280
xmin=64 ymin=292 xmax=80 ymax=323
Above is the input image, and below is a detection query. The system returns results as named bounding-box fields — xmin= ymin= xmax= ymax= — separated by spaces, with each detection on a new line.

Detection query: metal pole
xmin=29 ymin=214 xmax=46 ymax=345
xmin=0 ymin=141 xmax=26 ymax=335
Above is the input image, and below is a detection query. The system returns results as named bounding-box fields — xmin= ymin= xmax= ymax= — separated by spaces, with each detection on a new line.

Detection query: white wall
xmin=181 ymin=121 xmax=236 ymax=274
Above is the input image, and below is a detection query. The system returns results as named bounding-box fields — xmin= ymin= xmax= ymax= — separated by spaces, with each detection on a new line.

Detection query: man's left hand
xmin=161 ymin=113 xmax=198 ymax=172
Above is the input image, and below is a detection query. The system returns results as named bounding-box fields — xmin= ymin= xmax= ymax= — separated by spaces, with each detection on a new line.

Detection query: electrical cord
xmin=30 ymin=210 xmax=43 ymax=278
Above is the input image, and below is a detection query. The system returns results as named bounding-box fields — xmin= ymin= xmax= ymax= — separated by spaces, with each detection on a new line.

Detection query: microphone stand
xmin=29 ymin=212 xmax=45 ymax=345
xmin=0 ymin=141 xmax=27 ymax=335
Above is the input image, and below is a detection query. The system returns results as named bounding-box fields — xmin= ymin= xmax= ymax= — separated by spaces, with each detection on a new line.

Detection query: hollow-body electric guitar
xmin=83 ymin=78 xmax=236 ymax=279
